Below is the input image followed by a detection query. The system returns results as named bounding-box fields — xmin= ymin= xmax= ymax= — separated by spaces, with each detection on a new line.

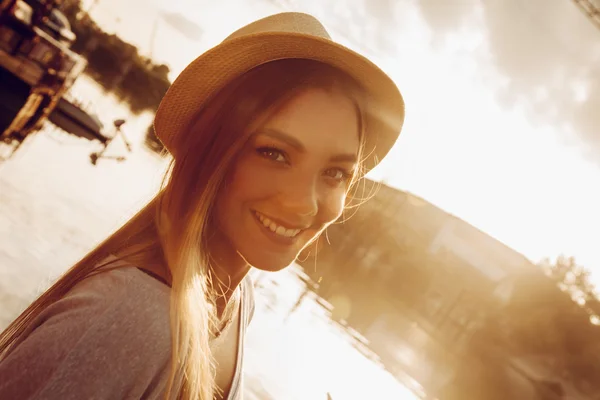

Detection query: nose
xmin=277 ymin=175 xmax=319 ymax=218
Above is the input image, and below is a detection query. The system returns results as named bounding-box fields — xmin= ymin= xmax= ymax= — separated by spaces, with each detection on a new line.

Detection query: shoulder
xmin=20 ymin=266 xmax=173 ymax=368
xmin=48 ymin=266 xmax=170 ymax=326
xmin=34 ymin=266 xmax=171 ymax=352
xmin=0 ymin=267 xmax=172 ymax=399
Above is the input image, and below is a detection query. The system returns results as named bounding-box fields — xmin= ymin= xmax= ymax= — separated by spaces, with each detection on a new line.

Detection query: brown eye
xmin=324 ymin=168 xmax=351 ymax=183
xmin=257 ymin=147 xmax=287 ymax=163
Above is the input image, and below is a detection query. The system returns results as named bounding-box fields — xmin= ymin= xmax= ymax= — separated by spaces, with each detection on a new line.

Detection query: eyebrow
xmin=259 ymin=129 xmax=358 ymax=164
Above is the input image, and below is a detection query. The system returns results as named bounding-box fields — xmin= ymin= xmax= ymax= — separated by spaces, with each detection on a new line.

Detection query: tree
xmin=61 ymin=0 xmax=172 ymax=116
xmin=484 ymin=257 xmax=600 ymax=393
xmin=547 ymin=255 xmax=577 ymax=285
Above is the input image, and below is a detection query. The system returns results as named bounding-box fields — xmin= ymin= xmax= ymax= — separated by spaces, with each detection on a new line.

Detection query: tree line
xmin=59 ymin=0 xmax=168 ymax=152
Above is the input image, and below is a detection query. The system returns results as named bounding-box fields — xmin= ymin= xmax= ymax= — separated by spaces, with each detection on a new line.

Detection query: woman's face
xmin=215 ymin=88 xmax=361 ymax=271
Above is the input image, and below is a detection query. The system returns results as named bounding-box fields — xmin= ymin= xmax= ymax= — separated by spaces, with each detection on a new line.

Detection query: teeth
xmin=255 ymin=212 xmax=301 ymax=238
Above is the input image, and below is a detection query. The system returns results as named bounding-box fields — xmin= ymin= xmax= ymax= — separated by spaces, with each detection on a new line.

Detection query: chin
xmin=241 ymin=251 xmax=298 ymax=272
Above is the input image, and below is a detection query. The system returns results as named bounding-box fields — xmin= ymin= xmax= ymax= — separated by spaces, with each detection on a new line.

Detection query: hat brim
xmin=154 ymin=32 xmax=405 ymax=171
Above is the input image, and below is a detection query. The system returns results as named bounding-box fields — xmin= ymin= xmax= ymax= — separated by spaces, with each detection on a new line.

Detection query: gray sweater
xmin=0 ymin=266 xmax=255 ymax=400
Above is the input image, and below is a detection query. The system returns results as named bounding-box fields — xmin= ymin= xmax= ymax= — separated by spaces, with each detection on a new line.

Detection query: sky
xmin=83 ymin=0 xmax=600 ymax=281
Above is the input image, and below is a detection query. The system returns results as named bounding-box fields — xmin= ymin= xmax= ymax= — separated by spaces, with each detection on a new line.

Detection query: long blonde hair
xmin=0 ymin=59 xmax=367 ymax=399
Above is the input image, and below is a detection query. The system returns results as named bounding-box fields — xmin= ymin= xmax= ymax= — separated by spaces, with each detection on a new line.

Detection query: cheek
xmin=318 ymin=190 xmax=347 ymax=226
xmin=225 ymin=161 xmax=276 ymax=201
xmin=217 ymin=157 xmax=275 ymax=217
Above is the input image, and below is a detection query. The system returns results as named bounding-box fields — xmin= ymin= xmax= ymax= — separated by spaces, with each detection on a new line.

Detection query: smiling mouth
xmin=253 ymin=211 xmax=303 ymax=238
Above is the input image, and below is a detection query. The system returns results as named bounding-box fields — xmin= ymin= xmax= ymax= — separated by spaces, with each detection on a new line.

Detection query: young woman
xmin=0 ymin=12 xmax=404 ymax=400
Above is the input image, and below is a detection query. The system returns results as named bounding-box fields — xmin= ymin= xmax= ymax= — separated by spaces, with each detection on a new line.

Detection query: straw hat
xmin=154 ymin=12 xmax=405 ymax=170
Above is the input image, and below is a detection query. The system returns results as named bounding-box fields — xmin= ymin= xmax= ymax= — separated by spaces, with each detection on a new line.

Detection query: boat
xmin=48 ymin=96 xmax=109 ymax=143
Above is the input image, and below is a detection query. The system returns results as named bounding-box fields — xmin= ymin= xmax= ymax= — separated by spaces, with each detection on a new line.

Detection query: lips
xmin=251 ymin=210 xmax=311 ymax=248
xmin=253 ymin=211 xmax=302 ymax=238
